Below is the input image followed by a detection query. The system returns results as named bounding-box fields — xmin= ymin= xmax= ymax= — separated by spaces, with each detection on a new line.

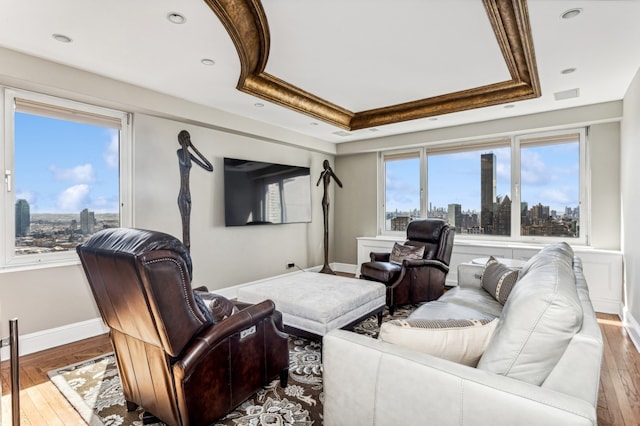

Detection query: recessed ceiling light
xmin=332 ymin=131 xmax=351 ymax=137
xmin=368 ymin=128 xmax=379 ymax=132
xmin=52 ymin=34 xmax=72 ymax=43
xmin=429 ymin=117 xmax=438 ymax=121
xmin=254 ymin=103 xmax=264 ymax=108
xmin=201 ymin=58 xmax=215 ymax=66
xmin=561 ymin=68 xmax=576 ymax=75
xmin=504 ymin=104 xmax=515 ymax=109
xmin=167 ymin=12 xmax=186 ymax=24
xmin=310 ymin=122 xmax=319 ymax=126
xmin=561 ymin=8 xmax=582 ymax=19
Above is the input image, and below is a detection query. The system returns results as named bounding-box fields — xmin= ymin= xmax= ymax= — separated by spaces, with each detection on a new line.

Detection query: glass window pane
xmin=14 ymin=112 xmax=120 ymax=255
xmin=384 ymin=155 xmax=420 ymax=232
xmin=520 ymin=140 xmax=580 ymax=238
xmin=428 ymin=147 xmax=511 ymax=236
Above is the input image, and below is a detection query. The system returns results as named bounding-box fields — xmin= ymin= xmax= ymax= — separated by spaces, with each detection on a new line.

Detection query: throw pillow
xmin=379 ymin=317 xmax=499 ymax=366
xmin=389 ymin=243 xmax=425 ymax=265
xmin=481 ymin=256 xmax=519 ymax=304
xmin=194 ymin=291 xmax=239 ymax=323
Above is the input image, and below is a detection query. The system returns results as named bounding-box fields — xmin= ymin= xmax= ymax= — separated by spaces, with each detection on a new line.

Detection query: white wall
xmin=133 ymin=114 xmax=330 ymax=288
xmin=0 ymin=47 xmax=335 ymax=339
xmin=621 ymin=67 xmax=640 ymax=346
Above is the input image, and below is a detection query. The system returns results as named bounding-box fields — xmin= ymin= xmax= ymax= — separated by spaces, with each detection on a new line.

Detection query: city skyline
xmin=14 ymin=112 xmax=120 ymax=214
xmin=386 ymin=143 xmax=579 ymax=215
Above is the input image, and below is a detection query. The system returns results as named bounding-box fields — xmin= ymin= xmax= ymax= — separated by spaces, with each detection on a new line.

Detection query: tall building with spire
xmin=480 ymin=153 xmax=496 ymax=233
xmin=15 ymin=199 xmax=31 ymax=237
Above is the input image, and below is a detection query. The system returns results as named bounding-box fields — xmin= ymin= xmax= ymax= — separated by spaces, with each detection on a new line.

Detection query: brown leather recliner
xmin=76 ymin=228 xmax=289 ymax=426
xmin=360 ymin=219 xmax=455 ymax=315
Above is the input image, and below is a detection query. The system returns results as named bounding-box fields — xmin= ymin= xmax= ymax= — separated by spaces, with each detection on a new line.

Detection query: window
xmin=2 ymin=88 xmax=131 ymax=267
xmin=517 ymin=131 xmax=583 ymax=240
xmin=380 ymin=129 xmax=587 ymax=244
xmin=427 ymin=141 xmax=511 ymax=236
xmin=381 ymin=151 xmax=421 ymax=232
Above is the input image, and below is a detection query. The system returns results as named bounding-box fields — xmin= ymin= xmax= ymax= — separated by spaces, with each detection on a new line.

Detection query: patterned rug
xmin=48 ymin=306 xmax=414 ymax=426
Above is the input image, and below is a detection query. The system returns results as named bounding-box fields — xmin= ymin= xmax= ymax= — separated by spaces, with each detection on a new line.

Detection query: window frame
xmin=378 ymin=149 xmax=424 ymax=236
xmin=1 ymin=87 xmax=132 ymax=269
xmin=378 ymin=128 xmax=589 ymax=245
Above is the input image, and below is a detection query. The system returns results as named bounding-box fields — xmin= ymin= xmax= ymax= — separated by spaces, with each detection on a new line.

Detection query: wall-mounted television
xmin=223 ymin=157 xmax=312 ymax=226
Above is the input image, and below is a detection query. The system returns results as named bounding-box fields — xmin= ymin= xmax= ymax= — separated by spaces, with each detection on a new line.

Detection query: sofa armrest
xmin=457 ymin=263 xmax=485 ymax=289
xmin=323 ymin=330 xmax=597 ymax=426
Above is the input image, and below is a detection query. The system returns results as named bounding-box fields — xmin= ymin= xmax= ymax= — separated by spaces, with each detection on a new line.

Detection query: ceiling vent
xmin=554 ymin=88 xmax=580 ymax=101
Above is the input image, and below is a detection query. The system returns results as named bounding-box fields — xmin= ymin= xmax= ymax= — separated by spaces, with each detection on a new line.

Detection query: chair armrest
xmin=176 ymin=300 xmax=284 ymax=373
xmin=370 ymin=252 xmax=391 ymax=262
xmin=402 ymin=258 xmax=449 ymax=274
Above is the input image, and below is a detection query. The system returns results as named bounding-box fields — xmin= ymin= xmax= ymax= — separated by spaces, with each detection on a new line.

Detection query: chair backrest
xmin=405 ymin=219 xmax=455 ymax=264
xmin=77 ymin=228 xmax=211 ymax=358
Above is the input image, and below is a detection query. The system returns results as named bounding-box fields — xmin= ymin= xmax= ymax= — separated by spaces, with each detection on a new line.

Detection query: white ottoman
xmin=237 ymin=272 xmax=386 ymax=338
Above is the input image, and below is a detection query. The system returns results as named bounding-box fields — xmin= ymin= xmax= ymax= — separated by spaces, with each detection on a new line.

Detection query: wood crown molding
xmin=204 ymin=0 xmax=540 ymax=131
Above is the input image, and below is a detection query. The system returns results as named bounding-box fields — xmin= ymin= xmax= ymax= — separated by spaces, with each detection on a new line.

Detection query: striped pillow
xmin=379 ymin=317 xmax=499 ymax=366
xmin=481 ymin=256 xmax=519 ymax=304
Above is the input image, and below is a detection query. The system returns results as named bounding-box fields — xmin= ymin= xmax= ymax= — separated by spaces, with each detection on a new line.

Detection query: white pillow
xmin=379 ymin=317 xmax=499 ymax=366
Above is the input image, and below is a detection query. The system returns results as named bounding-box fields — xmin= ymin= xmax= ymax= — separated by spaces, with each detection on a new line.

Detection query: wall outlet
xmin=286 ymin=262 xmax=295 ymax=269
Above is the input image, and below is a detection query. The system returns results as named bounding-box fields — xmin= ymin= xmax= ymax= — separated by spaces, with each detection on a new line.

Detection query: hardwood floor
xmin=1 ymin=313 xmax=639 ymax=425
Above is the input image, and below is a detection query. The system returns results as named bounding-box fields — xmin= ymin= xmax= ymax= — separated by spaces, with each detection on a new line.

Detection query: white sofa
xmin=323 ymin=243 xmax=603 ymax=426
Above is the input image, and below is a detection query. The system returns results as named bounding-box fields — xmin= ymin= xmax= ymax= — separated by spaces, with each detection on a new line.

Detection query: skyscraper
xmin=447 ymin=203 xmax=461 ymax=231
xmin=80 ymin=208 xmax=95 ymax=234
xmin=15 ymin=199 xmax=30 ymax=237
xmin=480 ymin=153 xmax=496 ymax=232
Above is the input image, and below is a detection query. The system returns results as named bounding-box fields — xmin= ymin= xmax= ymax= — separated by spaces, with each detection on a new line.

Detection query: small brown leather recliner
xmin=360 ymin=219 xmax=455 ymax=315
xmin=76 ymin=228 xmax=289 ymax=426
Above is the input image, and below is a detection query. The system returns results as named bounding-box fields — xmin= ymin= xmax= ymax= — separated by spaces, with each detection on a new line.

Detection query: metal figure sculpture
xmin=177 ymin=130 xmax=213 ymax=251
xmin=316 ymin=159 xmax=343 ymax=274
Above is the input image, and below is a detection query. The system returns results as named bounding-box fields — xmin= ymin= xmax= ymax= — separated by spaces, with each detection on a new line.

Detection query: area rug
xmin=48 ymin=306 xmax=413 ymax=426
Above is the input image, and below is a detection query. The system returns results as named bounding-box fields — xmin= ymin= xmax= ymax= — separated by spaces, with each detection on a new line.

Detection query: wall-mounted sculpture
xmin=177 ymin=130 xmax=213 ymax=251
xmin=316 ymin=159 xmax=343 ymax=274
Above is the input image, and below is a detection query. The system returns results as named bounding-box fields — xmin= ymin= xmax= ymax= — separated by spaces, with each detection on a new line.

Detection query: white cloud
xmin=539 ymin=187 xmax=577 ymax=206
xmin=520 ymin=152 xmax=548 ymax=186
xmin=56 ymin=184 xmax=90 ymax=212
xmin=15 ymin=191 xmax=36 ymax=205
xmin=104 ymin=131 xmax=118 ymax=169
xmin=50 ymin=163 xmax=95 ymax=183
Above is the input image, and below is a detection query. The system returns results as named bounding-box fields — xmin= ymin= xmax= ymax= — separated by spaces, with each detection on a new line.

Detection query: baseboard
xmin=623 ymin=307 xmax=640 ymax=353
xmin=331 ymin=262 xmax=358 ymax=275
xmin=592 ymin=298 xmax=624 ymax=316
xmin=0 ymin=318 xmax=108 ymax=361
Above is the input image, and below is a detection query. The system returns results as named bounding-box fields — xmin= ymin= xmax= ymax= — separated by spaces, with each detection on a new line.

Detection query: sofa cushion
xmin=438 ymin=286 xmax=504 ymax=318
xmin=379 ymin=301 xmax=498 ymax=366
xmin=389 ymin=243 xmax=425 ymax=265
xmin=481 ymin=256 xmax=519 ymax=304
xmin=477 ymin=244 xmax=583 ymax=385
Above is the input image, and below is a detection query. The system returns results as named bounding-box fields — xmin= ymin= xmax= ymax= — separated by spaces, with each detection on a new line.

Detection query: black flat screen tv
xmin=223 ymin=157 xmax=312 ymax=226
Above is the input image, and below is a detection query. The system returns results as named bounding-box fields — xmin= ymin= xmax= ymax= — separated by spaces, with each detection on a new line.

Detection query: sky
xmin=386 ymin=142 xmax=580 ymax=214
xmin=14 ymin=112 xmax=119 ymax=214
